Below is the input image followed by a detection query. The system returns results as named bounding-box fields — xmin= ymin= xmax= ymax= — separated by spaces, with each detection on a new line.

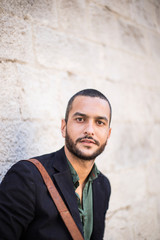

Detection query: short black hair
xmin=65 ymin=89 xmax=112 ymax=126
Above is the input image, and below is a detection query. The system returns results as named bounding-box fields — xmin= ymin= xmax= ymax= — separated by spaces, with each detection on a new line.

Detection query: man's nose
xmin=84 ymin=121 xmax=94 ymax=135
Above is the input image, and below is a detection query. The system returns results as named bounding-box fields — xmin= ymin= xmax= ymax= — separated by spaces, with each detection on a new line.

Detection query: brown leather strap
xmin=28 ymin=158 xmax=84 ymax=240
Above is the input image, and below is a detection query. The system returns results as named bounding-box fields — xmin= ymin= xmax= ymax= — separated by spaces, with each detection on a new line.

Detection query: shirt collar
xmin=67 ymin=158 xmax=100 ymax=188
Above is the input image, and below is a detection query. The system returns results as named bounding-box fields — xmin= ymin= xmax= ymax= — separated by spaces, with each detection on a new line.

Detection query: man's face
xmin=61 ymin=96 xmax=111 ymax=161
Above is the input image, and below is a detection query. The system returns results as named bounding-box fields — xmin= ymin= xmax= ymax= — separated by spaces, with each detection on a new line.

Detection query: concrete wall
xmin=0 ymin=0 xmax=160 ymax=239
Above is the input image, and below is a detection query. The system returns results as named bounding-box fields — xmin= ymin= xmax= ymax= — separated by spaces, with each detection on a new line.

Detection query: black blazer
xmin=0 ymin=147 xmax=111 ymax=240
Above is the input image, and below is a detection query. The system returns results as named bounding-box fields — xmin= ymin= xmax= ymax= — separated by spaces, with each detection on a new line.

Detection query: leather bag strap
xmin=28 ymin=158 xmax=84 ymax=240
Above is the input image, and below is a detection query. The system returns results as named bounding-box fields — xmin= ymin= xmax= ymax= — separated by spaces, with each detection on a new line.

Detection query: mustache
xmin=76 ymin=135 xmax=100 ymax=146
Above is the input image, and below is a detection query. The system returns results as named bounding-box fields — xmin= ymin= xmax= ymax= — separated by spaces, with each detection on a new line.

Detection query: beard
xmin=65 ymin=130 xmax=107 ymax=161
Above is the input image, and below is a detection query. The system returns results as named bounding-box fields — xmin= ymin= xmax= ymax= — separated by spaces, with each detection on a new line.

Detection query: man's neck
xmin=64 ymin=146 xmax=95 ymax=185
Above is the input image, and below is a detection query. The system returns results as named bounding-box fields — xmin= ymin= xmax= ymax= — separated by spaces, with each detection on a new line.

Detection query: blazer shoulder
xmin=32 ymin=147 xmax=66 ymax=173
xmin=98 ymin=171 xmax=111 ymax=190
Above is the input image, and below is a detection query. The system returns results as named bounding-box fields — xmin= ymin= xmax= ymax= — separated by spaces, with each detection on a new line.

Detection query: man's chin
xmin=72 ymin=149 xmax=100 ymax=161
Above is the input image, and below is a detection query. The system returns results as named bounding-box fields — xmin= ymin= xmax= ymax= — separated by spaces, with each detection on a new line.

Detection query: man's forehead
xmin=70 ymin=96 xmax=110 ymax=115
xmin=72 ymin=95 xmax=109 ymax=106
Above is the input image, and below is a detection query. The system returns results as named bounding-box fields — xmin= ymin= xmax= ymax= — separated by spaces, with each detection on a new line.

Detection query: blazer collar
xmin=51 ymin=147 xmax=68 ymax=172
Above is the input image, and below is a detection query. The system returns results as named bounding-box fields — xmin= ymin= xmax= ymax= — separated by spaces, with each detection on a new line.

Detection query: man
xmin=0 ymin=89 xmax=112 ymax=240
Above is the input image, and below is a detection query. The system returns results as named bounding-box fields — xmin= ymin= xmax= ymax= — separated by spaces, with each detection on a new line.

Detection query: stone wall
xmin=0 ymin=1 xmax=160 ymax=239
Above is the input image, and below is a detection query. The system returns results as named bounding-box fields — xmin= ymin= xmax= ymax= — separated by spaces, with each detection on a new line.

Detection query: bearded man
xmin=0 ymin=89 xmax=112 ymax=240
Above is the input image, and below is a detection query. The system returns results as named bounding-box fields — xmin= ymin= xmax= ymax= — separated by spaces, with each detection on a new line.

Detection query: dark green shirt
xmin=67 ymin=160 xmax=99 ymax=240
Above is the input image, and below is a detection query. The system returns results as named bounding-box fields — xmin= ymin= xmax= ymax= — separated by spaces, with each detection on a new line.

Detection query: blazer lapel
xmin=91 ymin=176 xmax=107 ymax=240
xmin=51 ymin=148 xmax=83 ymax=235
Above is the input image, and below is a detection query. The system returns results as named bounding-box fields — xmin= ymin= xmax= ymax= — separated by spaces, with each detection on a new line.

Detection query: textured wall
xmin=0 ymin=1 xmax=160 ymax=239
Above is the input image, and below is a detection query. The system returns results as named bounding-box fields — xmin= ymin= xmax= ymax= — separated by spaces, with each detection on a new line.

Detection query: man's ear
xmin=107 ymin=128 xmax=112 ymax=140
xmin=61 ymin=119 xmax=66 ymax=138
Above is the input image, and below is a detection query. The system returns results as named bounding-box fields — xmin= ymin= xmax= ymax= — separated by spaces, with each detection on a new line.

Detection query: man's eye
xmin=76 ymin=118 xmax=84 ymax=122
xmin=97 ymin=120 xmax=105 ymax=126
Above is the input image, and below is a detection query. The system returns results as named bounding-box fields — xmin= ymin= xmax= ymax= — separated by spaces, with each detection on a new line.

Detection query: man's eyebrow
xmin=72 ymin=112 xmax=108 ymax=122
xmin=95 ymin=116 xmax=108 ymax=122
xmin=72 ymin=112 xmax=87 ymax=117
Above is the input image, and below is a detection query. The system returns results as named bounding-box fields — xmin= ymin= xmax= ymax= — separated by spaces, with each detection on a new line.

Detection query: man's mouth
xmin=76 ymin=136 xmax=100 ymax=146
xmin=80 ymin=139 xmax=96 ymax=144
